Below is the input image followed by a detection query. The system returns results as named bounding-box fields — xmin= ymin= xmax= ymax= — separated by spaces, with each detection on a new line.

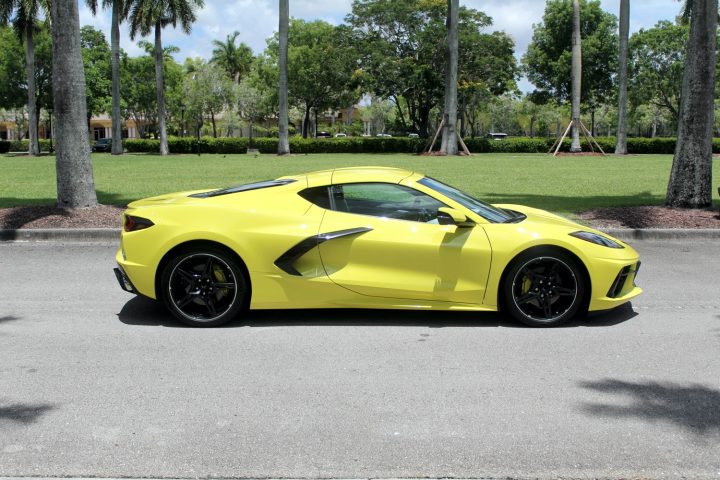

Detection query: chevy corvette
xmin=114 ymin=166 xmax=641 ymax=327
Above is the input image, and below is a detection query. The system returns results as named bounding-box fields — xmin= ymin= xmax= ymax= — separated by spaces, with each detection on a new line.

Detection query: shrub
xmin=7 ymin=139 xmax=53 ymax=152
xmin=0 ymin=141 xmax=10 ymax=154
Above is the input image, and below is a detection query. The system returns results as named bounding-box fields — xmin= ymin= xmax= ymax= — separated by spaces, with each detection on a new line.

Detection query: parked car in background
xmin=92 ymin=138 xmax=112 ymax=152
xmin=376 ymin=133 xmax=392 ymax=137
xmin=334 ymin=133 xmax=347 ymax=138
xmin=316 ymin=131 xmax=332 ymax=138
xmin=487 ymin=132 xmax=508 ymax=140
xmin=408 ymin=133 xmax=419 ymax=138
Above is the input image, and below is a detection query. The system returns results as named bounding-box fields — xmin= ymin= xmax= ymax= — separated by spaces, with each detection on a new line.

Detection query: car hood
xmin=493 ymin=203 xmax=589 ymax=230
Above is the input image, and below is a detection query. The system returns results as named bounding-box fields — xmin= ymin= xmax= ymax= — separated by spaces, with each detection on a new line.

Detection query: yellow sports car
xmin=114 ymin=166 xmax=641 ymax=327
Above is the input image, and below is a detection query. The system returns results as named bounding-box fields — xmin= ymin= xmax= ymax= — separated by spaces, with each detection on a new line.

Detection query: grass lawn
xmin=1 ymin=152 xmax=718 ymax=215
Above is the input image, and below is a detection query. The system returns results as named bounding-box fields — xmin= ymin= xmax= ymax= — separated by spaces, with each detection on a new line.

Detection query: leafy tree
xmin=211 ymin=31 xmax=253 ymax=84
xmin=80 ymin=26 xmax=111 ymax=133
xmin=348 ymin=0 xmax=517 ymax=137
xmin=182 ymin=58 xmax=233 ymax=138
xmin=129 ymin=0 xmax=204 ymax=155
xmin=0 ymin=0 xmax=50 ymax=155
xmin=121 ymin=52 xmax=183 ymax=139
xmin=666 ymin=0 xmax=718 ymax=208
xmin=51 ymin=0 xmax=97 ymax=208
xmin=86 ymin=0 xmax=130 ymax=155
xmin=263 ymin=19 xmax=358 ymax=138
xmin=615 ymin=0 xmax=629 ymax=154
xmin=0 ymin=26 xmax=25 ymax=110
xmin=277 ymin=0 xmax=289 ymax=154
xmin=628 ymin=21 xmax=688 ymax=122
xmin=523 ymin=0 xmax=617 ymax=121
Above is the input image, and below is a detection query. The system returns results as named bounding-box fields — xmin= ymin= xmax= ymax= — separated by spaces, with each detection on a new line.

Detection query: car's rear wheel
xmin=161 ymin=249 xmax=247 ymax=327
xmin=503 ymin=250 xmax=585 ymax=327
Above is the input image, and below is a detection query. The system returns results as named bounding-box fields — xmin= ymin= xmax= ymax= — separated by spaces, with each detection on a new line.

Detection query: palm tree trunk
xmin=277 ymin=0 xmax=290 ymax=154
xmin=51 ymin=0 xmax=98 ymax=208
xmin=154 ymin=20 xmax=169 ymax=156
xmin=666 ymin=0 xmax=717 ymax=207
xmin=110 ymin=0 xmax=123 ymax=155
xmin=25 ymin=26 xmax=40 ymax=156
xmin=570 ymin=0 xmax=582 ymax=152
xmin=615 ymin=0 xmax=630 ymax=154
xmin=440 ymin=0 xmax=459 ymax=155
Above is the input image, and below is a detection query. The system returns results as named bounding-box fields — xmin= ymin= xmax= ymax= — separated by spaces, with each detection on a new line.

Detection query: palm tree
xmin=570 ymin=0 xmax=582 ymax=152
xmin=614 ymin=0 xmax=629 ymax=155
xmin=86 ymin=0 xmax=130 ymax=155
xmin=440 ymin=0 xmax=459 ymax=155
xmin=277 ymin=0 xmax=290 ymax=155
xmin=0 ymin=0 xmax=49 ymax=156
xmin=129 ymin=0 xmax=204 ymax=156
xmin=666 ymin=0 xmax=718 ymax=207
xmin=211 ymin=31 xmax=253 ymax=84
xmin=51 ymin=0 xmax=98 ymax=208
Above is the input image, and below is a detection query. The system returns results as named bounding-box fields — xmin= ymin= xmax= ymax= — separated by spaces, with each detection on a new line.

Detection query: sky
xmin=78 ymin=0 xmax=683 ymax=93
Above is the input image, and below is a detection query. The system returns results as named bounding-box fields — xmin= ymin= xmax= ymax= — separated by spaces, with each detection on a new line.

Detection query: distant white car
xmin=408 ymin=133 xmax=419 ymax=138
xmin=376 ymin=133 xmax=392 ymax=137
xmin=334 ymin=133 xmax=347 ymax=138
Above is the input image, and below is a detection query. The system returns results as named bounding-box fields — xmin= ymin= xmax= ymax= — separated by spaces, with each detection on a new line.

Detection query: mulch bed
xmin=1 ymin=204 xmax=719 ymax=230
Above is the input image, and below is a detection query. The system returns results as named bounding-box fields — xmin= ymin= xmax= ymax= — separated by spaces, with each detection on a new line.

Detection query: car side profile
xmin=114 ymin=167 xmax=641 ymax=327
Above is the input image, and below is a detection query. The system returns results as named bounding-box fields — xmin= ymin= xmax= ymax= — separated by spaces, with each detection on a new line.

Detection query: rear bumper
xmin=113 ymin=266 xmax=137 ymax=294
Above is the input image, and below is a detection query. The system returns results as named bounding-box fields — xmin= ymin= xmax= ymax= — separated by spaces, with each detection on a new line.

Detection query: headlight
xmin=569 ymin=231 xmax=624 ymax=249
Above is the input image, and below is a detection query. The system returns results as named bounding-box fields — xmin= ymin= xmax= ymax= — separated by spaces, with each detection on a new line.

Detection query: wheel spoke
xmin=554 ymin=286 xmax=576 ymax=297
xmin=515 ymin=292 xmax=536 ymax=305
xmin=203 ymin=257 xmax=214 ymax=277
xmin=176 ymin=292 xmax=199 ymax=309
xmin=521 ymin=267 xmax=539 ymax=281
xmin=175 ymin=268 xmax=196 ymax=284
xmin=213 ymin=282 xmax=235 ymax=289
xmin=204 ymin=296 xmax=217 ymax=316
xmin=541 ymin=296 xmax=553 ymax=318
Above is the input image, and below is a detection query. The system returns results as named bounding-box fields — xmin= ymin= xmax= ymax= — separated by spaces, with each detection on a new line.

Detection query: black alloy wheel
xmin=161 ymin=249 xmax=247 ymax=327
xmin=503 ymin=251 xmax=585 ymax=327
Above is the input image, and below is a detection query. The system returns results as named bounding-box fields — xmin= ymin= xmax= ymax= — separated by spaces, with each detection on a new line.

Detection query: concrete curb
xmin=0 ymin=228 xmax=120 ymax=242
xmin=2 ymin=227 xmax=720 ymax=243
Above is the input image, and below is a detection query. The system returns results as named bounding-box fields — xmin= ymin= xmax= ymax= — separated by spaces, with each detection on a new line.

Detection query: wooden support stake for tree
xmin=580 ymin=120 xmax=606 ymax=155
xmin=424 ymin=117 xmax=445 ymax=155
xmin=456 ymin=131 xmax=471 ymax=156
xmin=551 ymin=121 xmax=573 ymax=157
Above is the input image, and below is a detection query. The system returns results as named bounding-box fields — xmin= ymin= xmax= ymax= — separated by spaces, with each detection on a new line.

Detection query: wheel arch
xmin=497 ymin=244 xmax=591 ymax=313
xmin=154 ymin=239 xmax=252 ymax=306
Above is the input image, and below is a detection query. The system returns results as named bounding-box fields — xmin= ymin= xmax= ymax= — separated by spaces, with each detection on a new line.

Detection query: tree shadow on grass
xmin=579 ymin=379 xmax=720 ymax=437
xmin=117 ymin=295 xmax=637 ymax=329
xmin=0 ymin=315 xmax=21 ymax=324
xmin=0 ymin=400 xmax=55 ymax=424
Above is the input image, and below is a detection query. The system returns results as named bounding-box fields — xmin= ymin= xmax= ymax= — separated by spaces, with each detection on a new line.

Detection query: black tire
xmin=502 ymin=249 xmax=586 ymax=327
xmin=160 ymin=248 xmax=247 ymax=327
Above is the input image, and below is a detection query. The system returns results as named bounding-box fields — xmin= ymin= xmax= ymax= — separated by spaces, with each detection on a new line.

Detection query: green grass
xmin=1 ymin=152 xmax=718 ymax=215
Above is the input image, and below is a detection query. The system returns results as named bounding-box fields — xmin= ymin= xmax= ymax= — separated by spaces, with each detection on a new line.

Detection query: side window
xmin=332 ymin=183 xmax=447 ymax=223
xmin=298 ymin=187 xmax=331 ymax=209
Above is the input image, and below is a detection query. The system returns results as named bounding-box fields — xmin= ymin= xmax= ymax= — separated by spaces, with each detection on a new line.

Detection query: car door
xmin=316 ymin=182 xmax=492 ymax=304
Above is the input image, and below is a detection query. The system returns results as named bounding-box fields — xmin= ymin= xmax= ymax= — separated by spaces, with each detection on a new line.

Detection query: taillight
xmin=123 ymin=215 xmax=154 ymax=232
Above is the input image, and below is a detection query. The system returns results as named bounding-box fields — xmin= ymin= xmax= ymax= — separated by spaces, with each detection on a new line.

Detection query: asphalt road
xmin=1 ymin=239 xmax=719 ymax=479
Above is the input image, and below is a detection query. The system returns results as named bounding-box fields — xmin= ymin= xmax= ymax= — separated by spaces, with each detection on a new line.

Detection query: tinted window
xmin=418 ymin=177 xmax=513 ymax=223
xmin=332 ymin=183 xmax=446 ymax=223
xmin=298 ymin=187 xmax=331 ymax=209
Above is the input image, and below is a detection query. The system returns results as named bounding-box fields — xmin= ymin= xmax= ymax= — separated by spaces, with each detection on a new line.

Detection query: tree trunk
xmin=51 ymin=0 xmax=98 ymax=208
xmin=211 ymin=110 xmax=217 ymax=138
xmin=110 ymin=0 xmax=123 ymax=155
xmin=154 ymin=21 xmax=169 ymax=156
xmin=666 ymin=0 xmax=717 ymax=208
xmin=614 ymin=0 xmax=630 ymax=154
xmin=277 ymin=0 xmax=290 ymax=154
xmin=570 ymin=0 xmax=582 ymax=152
xmin=25 ymin=26 xmax=40 ymax=156
xmin=302 ymin=104 xmax=310 ymax=138
xmin=440 ymin=0 xmax=459 ymax=155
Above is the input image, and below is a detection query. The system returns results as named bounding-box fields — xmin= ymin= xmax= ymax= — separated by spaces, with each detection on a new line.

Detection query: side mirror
xmin=437 ymin=207 xmax=474 ymax=227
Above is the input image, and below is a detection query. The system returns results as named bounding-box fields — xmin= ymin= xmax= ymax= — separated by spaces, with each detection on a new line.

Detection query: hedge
xmin=6 ymin=139 xmax=53 ymax=152
xmin=113 ymin=135 xmax=718 ymax=156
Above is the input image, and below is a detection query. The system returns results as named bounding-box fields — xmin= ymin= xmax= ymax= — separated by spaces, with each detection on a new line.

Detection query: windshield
xmin=418 ymin=177 xmax=515 ymax=223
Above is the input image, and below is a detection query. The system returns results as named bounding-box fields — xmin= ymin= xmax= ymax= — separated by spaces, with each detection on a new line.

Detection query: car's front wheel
xmin=503 ymin=250 xmax=586 ymax=327
xmin=160 ymin=248 xmax=247 ymax=327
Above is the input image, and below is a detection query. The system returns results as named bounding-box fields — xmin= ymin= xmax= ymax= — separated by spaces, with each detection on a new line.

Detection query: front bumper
xmin=588 ymin=260 xmax=642 ymax=311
